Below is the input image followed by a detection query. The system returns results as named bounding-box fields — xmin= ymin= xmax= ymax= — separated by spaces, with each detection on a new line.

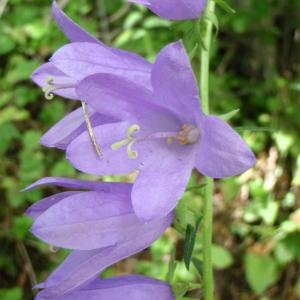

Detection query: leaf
xmin=188 ymin=43 xmax=199 ymax=61
xmin=211 ymin=245 xmax=234 ymax=269
xmin=167 ymin=247 xmax=177 ymax=283
xmin=245 ymin=253 xmax=279 ymax=294
xmin=219 ymin=109 xmax=240 ymax=121
xmin=215 ymin=0 xmax=236 ymax=14
xmin=184 ymin=218 xmax=201 ymax=270
xmin=235 ymin=126 xmax=275 ymax=133
xmin=192 ymin=257 xmax=203 ymax=276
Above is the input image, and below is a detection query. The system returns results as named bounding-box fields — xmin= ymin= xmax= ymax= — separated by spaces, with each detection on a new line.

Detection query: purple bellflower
xmin=58 ymin=41 xmax=257 ymax=222
xmin=24 ymin=177 xmax=173 ymax=299
xmin=31 ymin=1 xmax=152 ymax=101
xmin=35 ymin=275 xmax=174 ymax=300
xmin=128 ymin=0 xmax=208 ymax=20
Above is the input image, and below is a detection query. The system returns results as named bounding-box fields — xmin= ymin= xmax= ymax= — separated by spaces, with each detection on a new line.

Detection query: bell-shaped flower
xmin=32 ymin=1 xmax=152 ymax=101
xmin=128 ymin=0 xmax=208 ymax=20
xmin=35 ymin=275 xmax=174 ymax=300
xmin=62 ymin=41 xmax=256 ymax=222
xmin=25 ymin=177 xmax=173 ymax=298
xmin=25 ymin=177 xmax=173 ymax=251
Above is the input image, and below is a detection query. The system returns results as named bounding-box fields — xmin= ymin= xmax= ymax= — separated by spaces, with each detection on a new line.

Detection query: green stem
xmin=199 ymin=1 xmax=215 ymax=300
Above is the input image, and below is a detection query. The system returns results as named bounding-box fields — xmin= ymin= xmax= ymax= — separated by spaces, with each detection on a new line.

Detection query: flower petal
xmin=66 ymin=122 xmax=141 ymax=175
xmin=34 ymin=213 xmax=173 ymax=298
xmin=31 ymin=62 xmax=78 ymax=100
xmin=50 ymin=42 xmax=152 ymax=88
xmin=31 ymin=191 xmax=145 ymax=250
xmin=37 ymin=276 xmax=174 ymax=300
xmin=52 ymin=1 xmax=100 ymax=44
xmin=22 ymin=177 xmax=132 ymax=194
xmin=132 ymin=141 xmax=196 ymax=221
xmin=76 ymin=73 xmax=179 ymax=131
xmin=40 ymin=107 xmax=117 ymax=150
xmin=129 ymin=0 xmax=207 ymax=21
xmin=26 ymin=191 xmax=79 ymax=220
xmin=152 ymin=41 xmax=202 ymax=123
xmin=195 ymin=115 xmax=256 ymax=178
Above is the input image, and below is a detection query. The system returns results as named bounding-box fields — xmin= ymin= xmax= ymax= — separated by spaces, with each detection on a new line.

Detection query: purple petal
xmin=34 ymin=213 xmax=173 ymax=298
xmin=129 ymin=0 xmax=207 ymax=20
xmin=152 ymin=41 xmax=202 ymax=123
xmin=38 ymin=275 xmax=174 ymax=300
xmin=26 ymin=191 xmax=79 ymax=220
xmin=40 ymin=107 xmax=117 ymax=150
xmin=22 ymin=177 xmax=132 ymax=194
xmin=66 ymin=122 xmax=140 ymax=175
xmin=31 ymin=62 xmax=78 ymax=100
xmin=50 ymin=42 xmax=152 ymax=88
xmin=52 ymin=1 xmax=100 ymax=44
xmin=132 ymin=141 xmax=196 ymax=221
xmin=195 ymin=115 xmax=256 ymax=178
xmin=76 ymin=73 xmax=179 ymax=131
xmin=31 ymin=191 xmax=148 ymax=250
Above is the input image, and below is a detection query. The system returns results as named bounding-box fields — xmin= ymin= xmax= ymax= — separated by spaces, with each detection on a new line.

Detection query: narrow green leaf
xmin=219 ymin=108 xmax=240 ymax=121
xmin=189 ymin=43 xmax=199 ymax=61
xmin=235 ymin=126 xmax=275 ymax=133
xmin=192 ymin=257 xmax=203 ymax=276
xmin=167 ymin=247 xmax=177 ymax=283
xmin=214 ymin=0 xmax=236 ymax=14
xmin=183 ymin=218 xmax=201 ymax=270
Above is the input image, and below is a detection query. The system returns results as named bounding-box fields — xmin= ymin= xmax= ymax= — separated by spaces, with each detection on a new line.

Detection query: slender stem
xmin=199 ymin=1 xmax=215 ymax=300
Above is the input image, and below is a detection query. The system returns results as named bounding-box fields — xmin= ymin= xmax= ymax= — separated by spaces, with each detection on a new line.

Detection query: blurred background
xmin=0 ymin=0 xmax=300 ymax=299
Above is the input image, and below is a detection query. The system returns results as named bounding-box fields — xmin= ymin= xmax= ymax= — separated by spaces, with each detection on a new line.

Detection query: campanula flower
xmin=64 ymin=41 xmax=256 ymax=222
xmin=25 ymin=177 xmax=173 ymax=298
xmin=32 ymin=1 xmax=152 ymax=100
xmin=35 ymin=275 xmax=174 ymax=300
xmin=128 ymin=0 xmax=208 ymax=20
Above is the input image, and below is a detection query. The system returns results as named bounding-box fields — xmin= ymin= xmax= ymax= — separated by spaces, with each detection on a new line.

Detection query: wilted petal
xmin=129 ymin=0 xmax=207 ymax=20
xmin=37 ymin=275 xmax=174 ymax=300
xmin=23 ymin=177 xmax=132 ymax=194
xmin=195 ymin=115 xmax=256 ymax=178
xmin=76 ymin=73 xmax=179 ymax=131
xmin=26 ymin=191 xmax=79 ymax=220
xmin=40 ymin=107 xmax=117 ymax=150
xmin=52 ymin=1 xmax=100 ymax=44
xmin=152 ymin=42 xmax=202 ymax=123
xmin=34 ymin=213 xmax=173 ymax=298
xmin=31 ymin=62 xmax=77 ymax=100
xmin=31 ymin=191 xmax=149 ymax=250
xmin=50 ymin=42 xmax=152 ymax=88
xmin=132 ymin=141 xmax=196 ymax=221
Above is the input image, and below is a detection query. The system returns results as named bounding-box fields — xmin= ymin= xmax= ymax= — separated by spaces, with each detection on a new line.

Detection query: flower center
xmin=111 ymin=124 xmax=200 ymax=159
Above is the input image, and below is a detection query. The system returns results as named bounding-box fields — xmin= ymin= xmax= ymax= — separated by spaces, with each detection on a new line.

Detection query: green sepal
xmin=219 ymin=108 xmax=240 ymax=121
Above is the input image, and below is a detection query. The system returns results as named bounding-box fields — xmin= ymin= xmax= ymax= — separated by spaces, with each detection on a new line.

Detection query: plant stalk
xmin=199 ymin=1 xmax=215 ymax=300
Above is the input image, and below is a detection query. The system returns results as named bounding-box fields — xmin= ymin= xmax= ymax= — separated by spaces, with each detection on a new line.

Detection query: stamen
xmin=82 ymin=102 xmax=103 ymax=158
xmin=42 ymin=76 xmax=76 ymax=100
xmin=111 ymin=124 xmax=140 ymax=159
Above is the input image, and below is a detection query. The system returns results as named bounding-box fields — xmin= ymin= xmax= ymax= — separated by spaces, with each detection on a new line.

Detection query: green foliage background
xmin=0 ymin=0 xmax=300 ymax=299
